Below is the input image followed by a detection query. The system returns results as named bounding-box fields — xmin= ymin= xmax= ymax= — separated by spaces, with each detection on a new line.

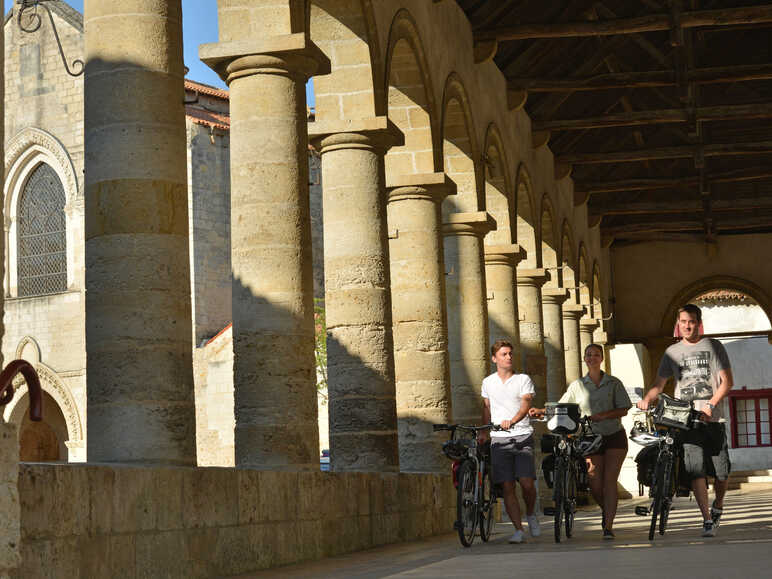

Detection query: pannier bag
xmin=442 ymin=438 xmax=471 ymax=461
xmin=541 ymin=454 xmax=555 ymax=488
xmin=653 ymin=394 xmax=692 ymax=430
xmin=635 ymin=444 xmax=658 ymax=488
xmin=541 ymin=433 xmax=560 ymax=454
xmin=546 ymin=402 xmax=581 ymax=434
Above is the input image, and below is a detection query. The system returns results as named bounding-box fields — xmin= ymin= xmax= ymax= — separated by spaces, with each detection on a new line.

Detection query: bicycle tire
xmin=658 ymin=459 xmax=673 ymax=536
xmin=479 ymin=469 xmax=494 ymax=542
xmin=554 ymin=458 xmax=565 ymax=543
xmin=565 ymin=460 xmax=577 ymax=539
xmin=456 ymin=460 xmax=478 ymax=547
xmin=649 ymin=454 xmax=668 ymax=541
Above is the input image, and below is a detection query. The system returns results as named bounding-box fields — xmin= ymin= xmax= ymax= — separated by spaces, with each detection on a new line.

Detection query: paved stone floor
xmin=249 ymin=487 xmax=772 ymax=578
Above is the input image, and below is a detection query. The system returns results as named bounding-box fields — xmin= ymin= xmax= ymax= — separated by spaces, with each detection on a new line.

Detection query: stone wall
xmin=0 ymin=422 xmax=20 ymax=576
xmin=187 ymin=121 xmax=232 ymax=345
xmin=14 ymin=463 xmax=454 ymax=577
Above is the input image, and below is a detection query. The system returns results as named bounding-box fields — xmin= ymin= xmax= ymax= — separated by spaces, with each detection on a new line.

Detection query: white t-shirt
xmin=481 ymin=372 xmax=535 ymax=438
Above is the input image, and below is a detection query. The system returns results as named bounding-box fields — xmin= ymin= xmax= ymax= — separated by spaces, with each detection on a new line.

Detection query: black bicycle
xmin=630 ymin=394 xmax=705 ymax=541
xmin=540 ymin=404 xmax=602 ymax=543
xmin=434 ymin=423 xmax=500 ymax=547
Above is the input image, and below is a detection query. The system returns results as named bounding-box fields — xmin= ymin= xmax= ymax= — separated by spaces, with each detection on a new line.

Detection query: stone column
xmin=542 ymin=288 xmax=569 ymax=401
xmin=309 ymin=118 xmax=402 ymax=472
xmin=562 ymin=304 xmax=585 ymax=386
xmin=85 ymin=0 xmax=195 ymax=463
xmin=579 ymin=316 xmax=600 ymax=357
xmin=485 ymin=245 xmax=526 ymax=371
xmin=443 ymin=212 xmax=495 ymax=424
xmin=516 ymin=269 xmax=548 ymax=405
xmin=386 ymin=173 xmax=456 ymax=472
xmin=201 ymin=25 xmax=330 ymax=468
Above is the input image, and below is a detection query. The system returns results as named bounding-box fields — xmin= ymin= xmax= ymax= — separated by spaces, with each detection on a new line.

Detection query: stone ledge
xmin=15 ymin=463 xmax=455 ymax=576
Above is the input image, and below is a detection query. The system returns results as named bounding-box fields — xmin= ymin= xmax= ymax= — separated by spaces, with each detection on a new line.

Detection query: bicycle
xmin=630 ymin=394 xmax=705 ymax=541
xmin=434 ymin=422 xmax=500 ymax=547
xmin=539 ymin=403 xmax=602 ymax=543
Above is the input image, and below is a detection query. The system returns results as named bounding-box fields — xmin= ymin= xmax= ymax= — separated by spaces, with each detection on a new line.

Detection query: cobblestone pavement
xmin=248 ymin=486 xmax=772 ymax=578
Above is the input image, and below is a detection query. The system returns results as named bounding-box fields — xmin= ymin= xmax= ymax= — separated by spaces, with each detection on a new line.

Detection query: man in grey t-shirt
xmin=637 ymin=304 xmax=734 ymax=538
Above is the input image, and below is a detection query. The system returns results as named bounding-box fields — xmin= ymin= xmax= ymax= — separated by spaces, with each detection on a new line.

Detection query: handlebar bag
xmin=546 ymin=402 xmax=581 ymax=434
xmin=653 ymin=394 xmax=692 ymax=430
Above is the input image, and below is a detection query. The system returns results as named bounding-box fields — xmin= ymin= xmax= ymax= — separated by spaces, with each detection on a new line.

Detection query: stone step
xmin=729 ymin=469 xmax=772 ymax=479
xmin=728 ymin=481 xmax=772 ymax=492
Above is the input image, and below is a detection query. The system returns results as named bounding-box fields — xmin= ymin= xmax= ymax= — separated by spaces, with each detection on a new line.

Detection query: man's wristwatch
xmin=707 ymin=402 xmax=716 ymax=410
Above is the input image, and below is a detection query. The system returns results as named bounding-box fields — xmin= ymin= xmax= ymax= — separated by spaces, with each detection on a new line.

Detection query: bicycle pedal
xmin=544 ymin=507 xmax=556 ymax=516
xmin=634 ymin=506 xmax=650 ymax=516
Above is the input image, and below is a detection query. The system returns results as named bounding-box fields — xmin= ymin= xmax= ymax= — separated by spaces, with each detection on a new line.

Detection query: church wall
xmin=187 ymin=121 xmax=232 ymax=345
xmin=3 ymin=9 xmax=86 ymax=460
xmin=611 ymin=234 xmax=772 ymax=340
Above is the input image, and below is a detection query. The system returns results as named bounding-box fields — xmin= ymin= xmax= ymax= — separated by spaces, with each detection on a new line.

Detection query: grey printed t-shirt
xmin=657 ymin=337 xmax=731 ymax=420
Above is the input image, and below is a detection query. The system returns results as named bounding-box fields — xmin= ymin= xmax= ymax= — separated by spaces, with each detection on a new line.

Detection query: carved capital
xmin=484 ymin=244 xmax=526 ymax=266
xmin=442 ymin=211 xmax=496 ymax=237
xmin=542 ymin=287 xmax=570 ymax=306
xmin=386 ymin=172 xmax=457 ymax=204
xmin=200 ymin=33 xmax=331 ymax=85
xmin=516 ymin=268 xmax=548 ymax=288
xmin=309 ymin=117 xmax=404 ymax=154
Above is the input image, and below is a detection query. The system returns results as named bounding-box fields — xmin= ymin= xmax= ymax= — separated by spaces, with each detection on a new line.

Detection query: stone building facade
xmin=2 ymin=2 xmax=326 ymax=466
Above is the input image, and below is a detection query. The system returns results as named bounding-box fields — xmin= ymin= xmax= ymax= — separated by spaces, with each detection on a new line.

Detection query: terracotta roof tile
xmin=185 ymin=79 xmax=229 ymax=100
xmin=186 ymin=106 xmax=230 ymax=130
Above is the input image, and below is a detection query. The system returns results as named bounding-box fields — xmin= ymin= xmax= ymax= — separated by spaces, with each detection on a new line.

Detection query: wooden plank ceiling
xmin=455 ymin=0 xmax=772 ymax=246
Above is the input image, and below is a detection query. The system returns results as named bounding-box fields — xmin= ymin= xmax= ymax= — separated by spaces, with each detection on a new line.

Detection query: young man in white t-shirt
xmin=479 ymin=340 xmax=540 ymax=543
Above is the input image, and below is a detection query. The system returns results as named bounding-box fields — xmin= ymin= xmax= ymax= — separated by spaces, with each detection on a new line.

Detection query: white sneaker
xmin=526 ymin=514 xmax=541 ymax=537
xmin=508 ymin=529 xmax=525 ymax=544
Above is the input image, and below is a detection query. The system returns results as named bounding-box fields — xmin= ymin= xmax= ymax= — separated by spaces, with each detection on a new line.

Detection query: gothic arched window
xmin=17 ymin=163 xmax=67 ymax=297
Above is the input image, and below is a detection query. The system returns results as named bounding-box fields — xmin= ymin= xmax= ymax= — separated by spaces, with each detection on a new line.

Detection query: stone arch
xmin=560 ymin=220 xmax=577 ymax=302
xmin=515 ymin=163 xmax=538 ymax=269
xmin=482 ymin=123 xmax=513 ymax=246
xmin=310 ymin=0 xmax=384 ymax=120
xmin=577 ymin=244 xmax=591 ymax=310
xmin=440 ymin=73 xmax=481 ymax=217
xmin=384 ymin=9 xmax=437 ymax=176
xmin=659 ymin=275 xmax=772 ymax=336
xmin=4 ymin=127 xmax=79 ymax=296
xmin=3 ymin=360 xmax=84 ymax=460
xmin=540 ymin=194 xmax=559 ymax=287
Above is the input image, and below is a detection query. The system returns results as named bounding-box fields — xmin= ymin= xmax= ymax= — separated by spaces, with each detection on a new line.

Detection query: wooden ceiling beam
xmin=507 ymin=63 xmax=772 ymax=92
xmin=558 ymin=140 xmax=772 ymax=164
xmin=601 ymin=211 xmax=772 ymax=236
xmin=476 ymin=5 xmax=772 ymax=42
xmin=575 ymin=167 xmax=772 ymax=193
xmin=534 ymin=102 xmax=772 ymax=131
xmin=589 ymin=195 xmax=772 ymax=217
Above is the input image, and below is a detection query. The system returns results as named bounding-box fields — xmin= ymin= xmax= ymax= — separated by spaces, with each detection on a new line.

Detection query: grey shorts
xmin=491 ymin=434 xmax=536 ymax=484
xmin=682 ymin=422 xmax=731 ymax=481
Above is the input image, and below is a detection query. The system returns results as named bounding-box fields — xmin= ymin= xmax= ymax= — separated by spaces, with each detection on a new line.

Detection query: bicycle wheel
xmin=564 ymin=460 xmax=577 ymax=539
xmin=553 ymin=458 xmax=566 ymax=543
xmin=479 ymin=469 xmax=495 ymax=542
xmin=658 ymin=459 xmax=674 ymax=536
xmin=456 ymin=460 xmax=478 ymax=547
xmin=649 ymin=454 xmax=669 ymax=541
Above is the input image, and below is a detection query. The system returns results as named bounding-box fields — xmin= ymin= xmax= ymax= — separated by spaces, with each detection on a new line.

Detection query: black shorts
xmin=491 ymin=435 xmax=536 ymax=484
xmin=682 ymin=422 xmax=731 ymax=481
xmin=588 ymin=428 xmax=628 ymax=455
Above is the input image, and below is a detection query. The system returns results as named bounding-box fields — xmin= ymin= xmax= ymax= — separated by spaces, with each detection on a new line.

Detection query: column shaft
xmin=516 ymin=269 xmax=548 ymax=406
xmin=579 ymin=317 xmax=600 ymax=358
xmin=84 ymin=0 xmax=195 ymax=463
xmin=443 ymin=212 xmax=495 ymax=424
xmin=387 ymin=173 xmax=455 ymax=472
xmin=542 ymin=289 xmax=569 ymax=402
xmin=484 ymin=245 xmax=525 ymax=372
xmin=311 ymin=119 xmax=401 ymax=472
xmin=562 ymin=305 xmax=585 ymax=386
xmin=201 ymin=29 xmax=330 ymax=469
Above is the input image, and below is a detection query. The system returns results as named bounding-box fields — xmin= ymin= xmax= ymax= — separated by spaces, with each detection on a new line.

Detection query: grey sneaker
xmin=702 ymin=520 xmax=716 ymax=537
xmin=508 ymin=529 xmax=525 ymax=544
xmin=711 ymin=501 xmax=723 ymax=527
xmin=526 ymin=514 xmax=541 ymax=537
